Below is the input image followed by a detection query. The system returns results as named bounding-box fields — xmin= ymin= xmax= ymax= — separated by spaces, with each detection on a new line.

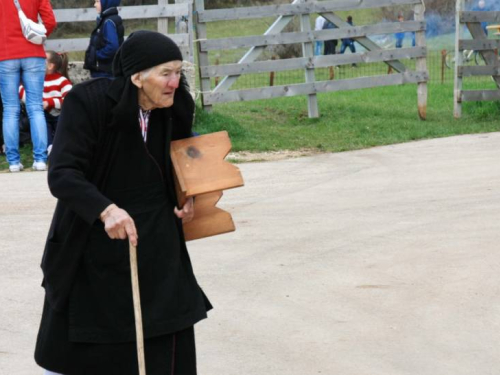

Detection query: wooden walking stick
xmin=129 ymin=242 xmax=146 ymax=375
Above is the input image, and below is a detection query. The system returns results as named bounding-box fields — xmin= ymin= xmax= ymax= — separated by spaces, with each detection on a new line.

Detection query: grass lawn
xmin=2 ymin=82 xmax=499 ymax=172
xmin=194 ymin=82 xmax=500 ymax=153
xmin=2 ymin=10 xmax=499 ymax=171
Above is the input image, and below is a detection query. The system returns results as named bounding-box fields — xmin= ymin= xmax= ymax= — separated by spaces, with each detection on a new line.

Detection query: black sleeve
xmin=48 ymin=85 xmax=113 ymax=225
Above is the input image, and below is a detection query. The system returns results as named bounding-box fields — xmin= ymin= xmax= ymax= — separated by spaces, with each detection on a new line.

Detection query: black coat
xmin=40 ymin=78 xmax=211 ymax=343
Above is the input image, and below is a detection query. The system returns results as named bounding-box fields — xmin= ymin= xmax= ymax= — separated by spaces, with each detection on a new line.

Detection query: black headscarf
xmin=106 ymin=30 xmax=194 ymax=139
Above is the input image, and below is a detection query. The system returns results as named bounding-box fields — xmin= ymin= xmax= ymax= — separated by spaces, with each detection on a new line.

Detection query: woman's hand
xmin=100 ymin=204 xmax=138 ymax=246
xmin=174 ymin=197 xmax=195 ymax=223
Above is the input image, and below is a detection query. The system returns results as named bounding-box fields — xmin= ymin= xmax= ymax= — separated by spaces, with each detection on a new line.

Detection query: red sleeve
xmin=39 ymin=0 xmax=56 ymax=36
xmin=46 ymin=97 xmax=56 ymax=111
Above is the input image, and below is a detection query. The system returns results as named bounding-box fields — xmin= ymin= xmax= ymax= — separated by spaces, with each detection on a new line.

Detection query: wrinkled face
xmin=94 ymin=0 xmax=102 ymax=13
xmin=133 ymin=61 xmax=183 ymax=110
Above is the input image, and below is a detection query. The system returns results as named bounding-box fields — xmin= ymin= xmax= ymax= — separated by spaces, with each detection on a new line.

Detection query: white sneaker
xmin=9 ymin=163 xmax=24 ymax=173
xmin=47 ymin=145 xmax=53 ymax=155
xmin=32 ymin=161 xmax=47 ymax=171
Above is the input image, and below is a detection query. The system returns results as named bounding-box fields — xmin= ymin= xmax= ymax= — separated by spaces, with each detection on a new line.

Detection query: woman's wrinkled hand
xmin=100 ymin=204 xmax=138 ymax=246
xmin=174 ymin=197 xmax=194 ymax=223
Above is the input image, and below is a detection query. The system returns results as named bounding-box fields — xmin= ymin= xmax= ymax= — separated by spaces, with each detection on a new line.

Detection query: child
xmin=84 ymin=0 xmax=124 ymax=78
xmin=395 ymin=14 xmax=405 ymax=48
xmin=20 ymin=51 xmax=72 ymax=154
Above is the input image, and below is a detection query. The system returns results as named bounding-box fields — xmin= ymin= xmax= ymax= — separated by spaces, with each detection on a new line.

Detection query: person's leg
xmin=0 ymin=59 xmax=22 ymax=166
xmin=43 ymin=370 xmax=64 ymax=375
xmin=44 ymin=112 xmax=58 ymax=146
xmin=21 ymin=57 xmax=48 ymax=165
xmin=340 ymin=41 xmax=347 ymax=54
xmin=349 ymin=42 xmax=356 ymax=53
xmin=173 ymin=326 xmax=197 ymax=375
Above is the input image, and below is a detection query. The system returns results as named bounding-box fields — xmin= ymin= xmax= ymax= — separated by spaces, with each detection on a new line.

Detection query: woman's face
xmin=133 ymin=61 xmax=183 ymax=110
xmin=94 ymin=0 xmax=102 ymax=13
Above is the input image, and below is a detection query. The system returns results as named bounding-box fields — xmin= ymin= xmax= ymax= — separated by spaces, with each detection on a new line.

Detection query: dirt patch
xmin=227 ymin=149 xmax=322 ymax=163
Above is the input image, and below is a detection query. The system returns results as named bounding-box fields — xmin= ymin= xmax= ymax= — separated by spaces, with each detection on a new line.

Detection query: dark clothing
xmin=44 ymin=111 xmax=58 ymax=145
xmin=324 ymin=40 xmax=338 ymax=55
xmin=322 ymin=19 xmax=338 ymax=55
xmin=35 ymin=78 xmax=210 ymax=374
xmin=84 ymin=7 xmax=124 ymax=77
xmin=35 ymin=300 xmax=197 ymax=375
xmin=341 ymin=19 xmax=356 ymax=54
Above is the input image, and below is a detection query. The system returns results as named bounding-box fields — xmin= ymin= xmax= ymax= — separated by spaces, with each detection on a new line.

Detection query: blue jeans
xmin=0 ymin=57 xmax=47 ymax=165
xmin=340 ymin=41 xmax=356 ymax=54
xmin=314 ymin=41 xmax=324 ymax=56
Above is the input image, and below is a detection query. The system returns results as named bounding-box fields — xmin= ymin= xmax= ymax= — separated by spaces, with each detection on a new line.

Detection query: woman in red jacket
xmin=0 ymin=0 xmax=56 ymax=172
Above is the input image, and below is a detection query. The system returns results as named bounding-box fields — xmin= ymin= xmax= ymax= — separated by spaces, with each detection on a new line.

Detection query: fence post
xmin=158 ymin=0 xmax=168 ymax=34
xmin=270 ymin=56 xmax=276 ymax=86
xmin=214 ymin=56 xmax=220 ymax=86
xmin=414 ymin=2 xmax=428 ymax=120
xmin=175 ymin=0 xmax=195 ymax=64
xmin=299 ymin=1 xmax=319 ymax=118
xmin=441 ymin=49 xmax=447 ymax=84
xmin=454 ymin=0 xmax=464 ymax=118
xmin=194 ymin=0 xmax=212 ymax=112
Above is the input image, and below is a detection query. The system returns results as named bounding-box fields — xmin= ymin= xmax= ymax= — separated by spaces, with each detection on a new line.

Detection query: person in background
xmin=0 ymin=0 xmax=56 ymax=172
xmin=395 ymin=14 xmax=405 ymax=48
xmin=340 ymin=16 xmax=356 ymax=55
xmin=20 ymin=51 xmax=72 ymax=155
xmin=84 ymin=0 xmax=124 ymax=78
xmin=314 ymin=15 xmax=325 ymax=56
xmin=323 ymin=18 xmax=338 ymax=55
xmin=472 ymin=0 xmax=490 ymax=35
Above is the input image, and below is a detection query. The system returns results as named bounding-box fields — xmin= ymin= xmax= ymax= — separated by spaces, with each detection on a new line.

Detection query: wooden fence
xmin=194 ymin=0 xmax=428 ymax=119
xmin=46 ymin=0 xmax=194 ymax=63
xmin=453 ymin=1 xmax=500 ymax=118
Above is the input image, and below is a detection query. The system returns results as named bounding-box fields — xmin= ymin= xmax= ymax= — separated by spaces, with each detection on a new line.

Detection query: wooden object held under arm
xmin=171 ymin=131 xmax=244 ymax=241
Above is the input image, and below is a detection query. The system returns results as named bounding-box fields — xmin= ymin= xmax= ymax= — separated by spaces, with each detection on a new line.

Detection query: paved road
xmin=1 ymin=133 xmax=500 ymax=375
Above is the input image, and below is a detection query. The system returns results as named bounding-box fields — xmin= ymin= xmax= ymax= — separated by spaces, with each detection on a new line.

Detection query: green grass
xmin=3 ymin=12 xmax=499 ymax=171
xmin=3 ymin=83 xmax=498 ymax=172
xmin=194 ymin=82 xmax=500 ymax=153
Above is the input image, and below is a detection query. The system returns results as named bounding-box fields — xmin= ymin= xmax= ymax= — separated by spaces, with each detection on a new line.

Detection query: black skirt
xmin=35 ymin=300 xmax=197 ymax=375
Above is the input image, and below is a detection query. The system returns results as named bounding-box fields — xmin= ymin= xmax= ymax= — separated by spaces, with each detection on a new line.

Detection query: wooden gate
xmin=453 ymin=0 xmax=500 ymax=118
xmin=46 ymin=0 xmax=194 ymax=63
xmin=194 ymin=0 xmax=428 ymax=119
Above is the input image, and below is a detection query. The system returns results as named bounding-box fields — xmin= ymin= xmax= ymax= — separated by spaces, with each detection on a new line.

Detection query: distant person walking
xmin=314 ymin=15 xmax=325 ymax=56
xmin=323 ymin=18 xmax=338 ymax=55
xmin=340 ymin=16 xmax=356 ymax=55
xmin=395 ymin=14 xmax=405 ymax=48
xmin=472 ymin=0 xmax=490 ymax=35
xmin=0 ymin=0 xmax=56 ymax=172
xmin=84 ymin=0 xmax=124 ymax=78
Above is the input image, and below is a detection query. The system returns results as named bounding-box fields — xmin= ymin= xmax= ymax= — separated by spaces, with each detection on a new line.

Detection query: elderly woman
xmin=35 ymin=31 xmax=211 ymax=375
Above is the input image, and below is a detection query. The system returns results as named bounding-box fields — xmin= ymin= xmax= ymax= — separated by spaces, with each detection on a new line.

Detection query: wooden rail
xmin=453 ymin=4 xmax=500 ymax=118
xmin=45 ymin=2 xmax=194 ymax=62
xmin=195 ymin=0 xmax=428 ymax=118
